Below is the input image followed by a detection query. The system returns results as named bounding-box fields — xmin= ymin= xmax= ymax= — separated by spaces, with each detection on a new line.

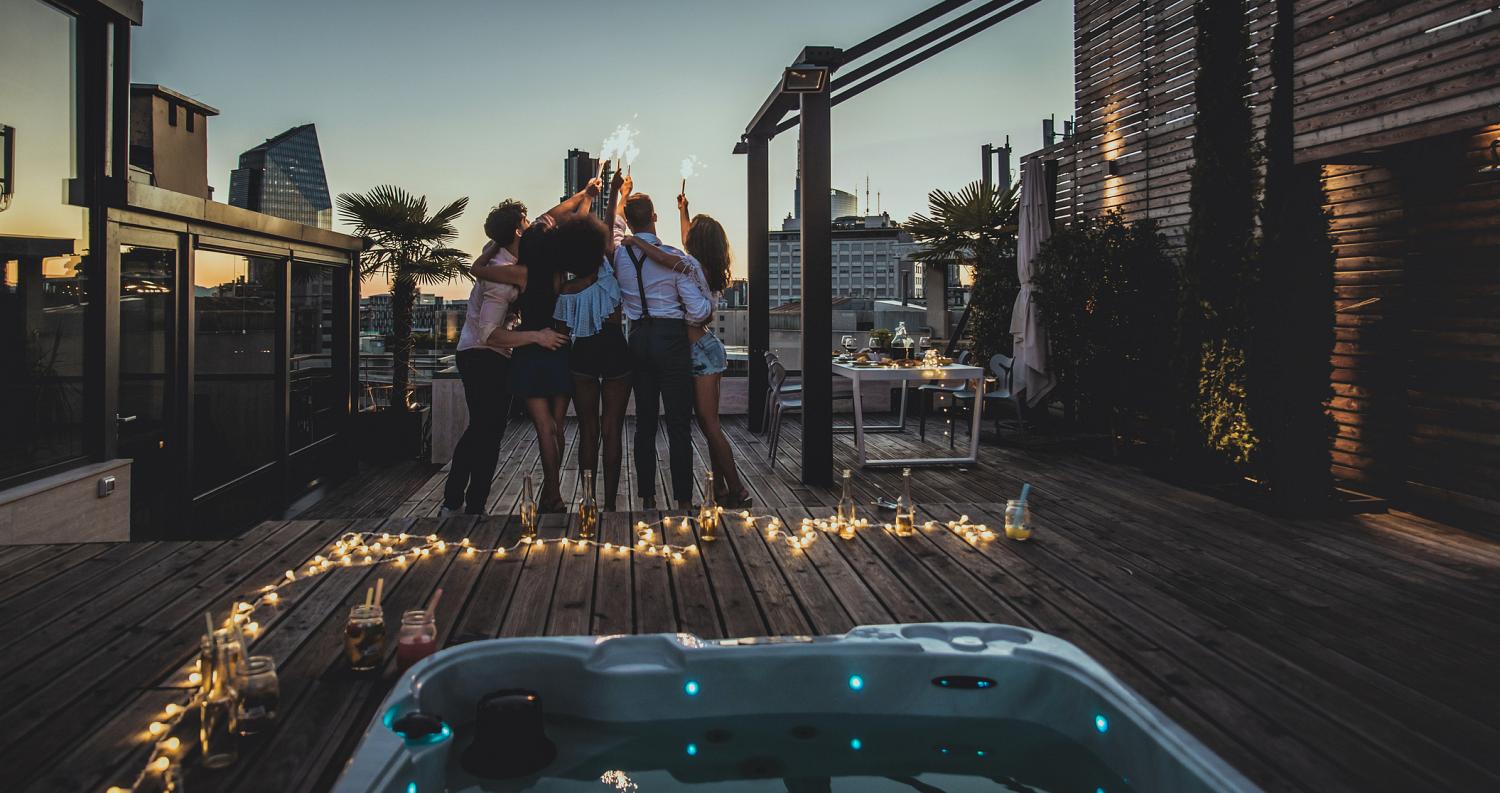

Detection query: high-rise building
xmin=562 ymin=148 xmax=613 ymax=223
xmin=229 ymin=124 xmax=333 ymax=229
xmin=767 ymin=211 xmax=921 ymax=306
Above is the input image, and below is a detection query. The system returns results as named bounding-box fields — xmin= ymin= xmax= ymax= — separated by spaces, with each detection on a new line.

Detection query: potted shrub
xmin=338 ymin=186 xmax=471 ymax=460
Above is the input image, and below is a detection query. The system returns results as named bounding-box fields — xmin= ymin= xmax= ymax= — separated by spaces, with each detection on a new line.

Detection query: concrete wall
xmin=0 ymin=460 xmax=132 ymax=544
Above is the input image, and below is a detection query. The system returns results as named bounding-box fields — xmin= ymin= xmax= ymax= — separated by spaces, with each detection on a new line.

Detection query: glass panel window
xmin=290 ymin=262 xmax=338 ymax=449
xmin=193 ymin=250 xmax=279 ymax=494
xmin=0 ymin=0 xmax=88 ymax=482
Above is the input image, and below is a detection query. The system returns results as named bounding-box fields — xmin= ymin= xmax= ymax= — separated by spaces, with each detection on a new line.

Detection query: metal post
xmin=746 ymin=136 xmax=770 ymax=433
xmin=981 ymin=143 xmax=993 ymax=192
xmin=799 ymin=90 xmax=833 ymax=486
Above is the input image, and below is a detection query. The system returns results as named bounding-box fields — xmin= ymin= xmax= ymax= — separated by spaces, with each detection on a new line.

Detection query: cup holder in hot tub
xmin=897 ymin=623 xmax=1033 ymax=650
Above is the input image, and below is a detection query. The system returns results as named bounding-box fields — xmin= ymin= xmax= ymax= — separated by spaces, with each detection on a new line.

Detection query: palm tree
xmin=906 ymin=180 xmax=1019 ymax=359
xmin=337 ymin=186 xmax=470 ymax=412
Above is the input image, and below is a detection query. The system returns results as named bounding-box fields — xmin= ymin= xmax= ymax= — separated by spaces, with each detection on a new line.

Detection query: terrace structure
xmin=1 ymin=1 xmax=1498 ymax=792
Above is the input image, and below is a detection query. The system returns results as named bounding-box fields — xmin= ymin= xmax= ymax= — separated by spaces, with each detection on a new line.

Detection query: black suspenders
xmin=626 ymin=246 xmax=651 ymax=320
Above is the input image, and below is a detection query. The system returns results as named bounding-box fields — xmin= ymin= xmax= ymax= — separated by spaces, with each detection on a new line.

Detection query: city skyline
xmin=131 ymin=0 xmax=1072 ymax=298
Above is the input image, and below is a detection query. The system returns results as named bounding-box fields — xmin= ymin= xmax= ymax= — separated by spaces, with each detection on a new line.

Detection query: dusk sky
xmin=132 ymin=0 xmax=1073 ymax=299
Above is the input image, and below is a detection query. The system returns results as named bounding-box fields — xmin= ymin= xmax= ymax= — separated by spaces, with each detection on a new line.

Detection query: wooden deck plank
xmin=13 ymin=416 xmax=1499 ymax=793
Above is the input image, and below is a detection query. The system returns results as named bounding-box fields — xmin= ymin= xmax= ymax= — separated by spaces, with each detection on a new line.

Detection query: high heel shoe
xmin=721 ymin=490 xmax=754 ymax=509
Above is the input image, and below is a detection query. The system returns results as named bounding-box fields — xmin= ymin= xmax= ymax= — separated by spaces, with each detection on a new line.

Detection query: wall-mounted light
xmin=782 ymin=64 xmax=830 ymax=93
xmin=0 ymin=124 xmax=15 ymax=211
xmin=1106 ymin=158 xmax=1120 ymax=177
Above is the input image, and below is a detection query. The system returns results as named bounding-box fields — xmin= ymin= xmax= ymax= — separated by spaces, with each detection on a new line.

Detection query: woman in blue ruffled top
xmin=553 ymin=174 xmax=632 ymax=510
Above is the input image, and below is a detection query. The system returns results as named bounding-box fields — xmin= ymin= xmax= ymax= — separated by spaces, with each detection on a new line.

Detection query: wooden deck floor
xmin=3 ymin=417 xmax=1498 ymax=792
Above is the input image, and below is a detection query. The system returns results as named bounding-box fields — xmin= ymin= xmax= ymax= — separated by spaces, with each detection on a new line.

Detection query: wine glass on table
xmin=840 ymin=335 xmax=855 ymax=359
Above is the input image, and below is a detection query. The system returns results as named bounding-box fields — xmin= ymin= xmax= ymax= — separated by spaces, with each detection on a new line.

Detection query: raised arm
xmin=540 ymin=177 xmax=603 ymax=222
xmin=677 ymin=193 xmax=691 ymax=244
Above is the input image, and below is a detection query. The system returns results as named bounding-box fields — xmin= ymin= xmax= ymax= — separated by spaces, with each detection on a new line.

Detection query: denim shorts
xmin=690 ymin=332 xmax=727 ymax=376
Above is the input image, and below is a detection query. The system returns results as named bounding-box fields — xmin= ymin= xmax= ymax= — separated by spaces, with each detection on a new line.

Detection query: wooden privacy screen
xmin=1293 ymin=0 xmax=1500 ymax=164
xmin=1024 ymin=0 xmax=1500 ymax=519
xmin=1326 ymin=124 xmax=1500 ymax=519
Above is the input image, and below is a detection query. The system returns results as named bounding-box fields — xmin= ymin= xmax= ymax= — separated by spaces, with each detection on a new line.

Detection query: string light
xmin=110 ymin=503 xmax=961 ymax=793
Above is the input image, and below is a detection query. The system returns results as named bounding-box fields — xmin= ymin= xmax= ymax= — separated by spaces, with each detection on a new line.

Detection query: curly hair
xmin=684 ymin=214 xmax=732 ymax=294
xmin=483 ymin=200 xmax=528 ymax=248
xmin=549 ymin=214 xmax=608 ymax=279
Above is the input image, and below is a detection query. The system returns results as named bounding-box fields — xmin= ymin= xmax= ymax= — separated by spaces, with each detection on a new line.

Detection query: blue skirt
xmin=508 ymin=344 xmax=574 ymax=398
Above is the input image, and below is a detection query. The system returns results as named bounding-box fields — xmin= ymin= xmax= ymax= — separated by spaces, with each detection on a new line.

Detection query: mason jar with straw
xmin=345 ymin=579 xmax=386 ymax=672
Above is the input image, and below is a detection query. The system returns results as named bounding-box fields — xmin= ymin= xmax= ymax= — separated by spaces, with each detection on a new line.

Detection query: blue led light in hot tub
xmin=685 ymin=743 xmax=698 ymax=756
xmin=849 ymin=738 xmax=862 ymax=750
xmin=684 ymin=680 xmax=700 ymax=696
xmin=406 ymin=783 xmax=417 ymax=793
xmin=847 ymin=674 xmax=864 ymax=691
xmin=1095 ymin=713 xmax=1110 ymax=734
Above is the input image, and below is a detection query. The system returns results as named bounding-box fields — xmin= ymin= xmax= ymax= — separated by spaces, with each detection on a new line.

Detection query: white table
xmin=833 ymin=361 xmax=984 ymax=467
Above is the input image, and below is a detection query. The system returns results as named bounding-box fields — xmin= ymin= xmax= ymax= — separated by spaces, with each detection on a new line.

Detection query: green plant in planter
xmin=1031 ymin=213 xmax=1178 ymax=436
xmin=1181 ymin=0 xmax=1260 ymax=466
xmin=906 ymin=180 xmax=1019 ymax=360
xmin=868 ymin=328 xmax=893 ymax=350
xmin=337 ymin=186 xmax=471 ymax=413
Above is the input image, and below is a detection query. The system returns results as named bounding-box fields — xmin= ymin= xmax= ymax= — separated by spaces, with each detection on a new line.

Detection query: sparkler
xmin=600 ymin=121 xmax=640 ymax=178
xmin=679 ymin=154 xmax=705 ymax=195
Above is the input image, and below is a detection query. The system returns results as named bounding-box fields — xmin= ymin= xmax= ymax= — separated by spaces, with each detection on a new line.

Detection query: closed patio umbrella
xmin=1009 ymin=157 xmax=1056 ymax=407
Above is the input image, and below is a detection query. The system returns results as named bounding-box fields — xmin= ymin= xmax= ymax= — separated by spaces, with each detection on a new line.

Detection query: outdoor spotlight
xmin=782 ymin=64 xmax=830 ymax=93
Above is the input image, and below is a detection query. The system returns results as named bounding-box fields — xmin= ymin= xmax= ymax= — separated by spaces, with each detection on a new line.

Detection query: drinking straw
xmin=364 ymin=587 xmax=373 ymax=608
xmin=204 ymin=612 xmax=215 ymax=640
xmin=426 ymin=587 xmax=444 ymax=618
xmin=374 ymin=578 xmax=384 ymax=605
xmin=1019 ymin=483 xmax=1032 ymax=504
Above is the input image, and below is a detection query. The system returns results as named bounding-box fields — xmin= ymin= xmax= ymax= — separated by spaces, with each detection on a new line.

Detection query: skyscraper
xmin=562 ymin=148 xmax=613 ymax=223
xmin=229 ymin=124 xmax=333 ymax=229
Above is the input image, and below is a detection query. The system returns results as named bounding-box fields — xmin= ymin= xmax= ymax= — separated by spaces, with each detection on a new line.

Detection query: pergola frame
xmin=735 ymin=0 xmax=1045 ymax=485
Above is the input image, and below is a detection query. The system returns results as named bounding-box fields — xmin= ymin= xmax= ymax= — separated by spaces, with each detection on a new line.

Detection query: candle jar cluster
xmin=194 ymin=619 xmax=281 ymax=770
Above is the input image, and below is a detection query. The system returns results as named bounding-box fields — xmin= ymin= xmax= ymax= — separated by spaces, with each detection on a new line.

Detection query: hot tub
xmin=334 ymin=623 xmax=1259 ymax=792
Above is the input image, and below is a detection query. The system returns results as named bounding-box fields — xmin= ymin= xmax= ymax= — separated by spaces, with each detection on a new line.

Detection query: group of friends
xmin=442 ymin=172 xmax=751 ymax=517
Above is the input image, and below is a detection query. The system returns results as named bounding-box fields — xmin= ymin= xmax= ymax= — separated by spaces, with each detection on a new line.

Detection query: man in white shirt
xmin=443 ymin=200 xmax=568 ymax=515
xmin=614 ymin=192 xmax=712 ymax=509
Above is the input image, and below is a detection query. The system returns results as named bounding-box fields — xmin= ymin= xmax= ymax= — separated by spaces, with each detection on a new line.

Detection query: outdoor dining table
xmin=833 ymin=360 xmax=985 ymax=467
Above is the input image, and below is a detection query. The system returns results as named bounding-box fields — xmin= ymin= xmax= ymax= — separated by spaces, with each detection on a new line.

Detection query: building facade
xmin=127 ymin=84 xmax=218 ymax=198
xmin=229 ymin=124 xmax=334 ymax=229
xmin=562 ymin=148 xmax=613 ymax=223
xmin=0 ymin=0 xmax=361 ymax=543
xmin=768 ymin=212 xmax=919 ymax=305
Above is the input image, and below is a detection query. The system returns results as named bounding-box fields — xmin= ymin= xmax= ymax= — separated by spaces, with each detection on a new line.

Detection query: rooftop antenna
xmin=865 ymin=174 xmax=871 ymax=216
xmin=877 ymin=191 xmax=882 ymax=214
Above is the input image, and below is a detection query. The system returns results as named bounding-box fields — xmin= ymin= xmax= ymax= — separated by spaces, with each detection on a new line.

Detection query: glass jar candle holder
xmin=344 ymin=604 xmax=386 ymax=672
xmin=1004 ymin=499 xmax=1033 ymax=541
xmin=395 ymin=609 xmax=438 ymax=672
xmin=235 ymin=655 xmax=279 ymax=735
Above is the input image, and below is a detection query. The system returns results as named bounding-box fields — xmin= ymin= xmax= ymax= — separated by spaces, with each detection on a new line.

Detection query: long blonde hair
xmin=684 ymin=214 xmax=732 ymax=294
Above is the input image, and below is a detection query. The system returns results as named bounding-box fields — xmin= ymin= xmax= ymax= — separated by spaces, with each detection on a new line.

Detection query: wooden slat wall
xmin=1327 ymin=124 xmax=1500 ymax=519
xmin=1063 ymin=0 xmax=1276 ymax=242
xmin=1293 ymin=0 xmax=1500 ymax=164
xmin=1028 ymin=0 xmax=1500 ymax=521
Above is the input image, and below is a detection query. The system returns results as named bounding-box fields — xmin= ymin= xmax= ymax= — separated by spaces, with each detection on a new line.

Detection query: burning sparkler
xmin=600 ymin=121 xmax=641 ymax=177
xmin=679 ymin=154 xmax=705 ymax=195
